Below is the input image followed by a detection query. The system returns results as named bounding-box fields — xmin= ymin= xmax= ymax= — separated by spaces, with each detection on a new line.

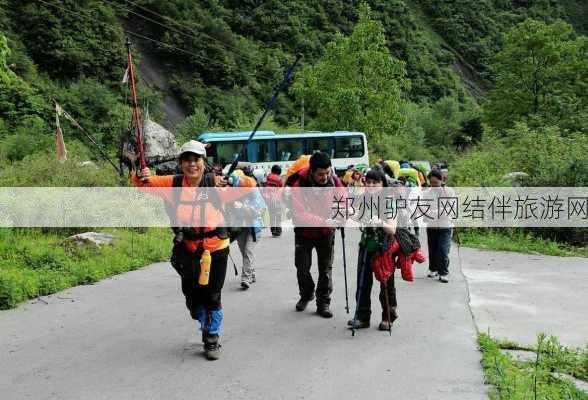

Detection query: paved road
xmin=460 ymin=247 xmax=588 ymax=348
xmin=1 ymin=228 xmax=486 ymax=400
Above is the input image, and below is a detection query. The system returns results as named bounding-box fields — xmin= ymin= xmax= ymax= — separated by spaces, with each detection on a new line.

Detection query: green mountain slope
xmin=0 ymin=0 xmax=585 ymax=166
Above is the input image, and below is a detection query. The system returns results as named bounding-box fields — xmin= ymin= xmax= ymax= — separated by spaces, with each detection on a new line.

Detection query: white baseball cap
xmin=179 ymin=140 xmax=207 ymax=157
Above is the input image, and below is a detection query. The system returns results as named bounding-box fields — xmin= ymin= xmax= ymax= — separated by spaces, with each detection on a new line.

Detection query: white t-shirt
xmin=422 ymin=185 xmax=457 ymax=228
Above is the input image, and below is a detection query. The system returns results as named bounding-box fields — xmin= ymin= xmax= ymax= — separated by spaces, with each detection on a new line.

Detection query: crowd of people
xmin=132 ymin=140 xmax=454 ymax=360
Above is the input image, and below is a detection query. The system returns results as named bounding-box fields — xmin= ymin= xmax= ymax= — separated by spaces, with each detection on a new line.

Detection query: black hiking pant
xmin=170 ymin=243 xmax=229 ymax=318
xmin=294 ymin=233 xmax=335 ymax=306
xmin=268 ymin=205 xmax=282 ymax=236
xmin=355 ymin=246 xmax=397 ymax=322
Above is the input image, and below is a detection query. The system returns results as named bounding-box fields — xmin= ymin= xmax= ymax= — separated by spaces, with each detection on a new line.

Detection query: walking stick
xmin=226 ymin=54 xmax=302 ymax=177
xmin=228 ymin=252 xmax=238 ymax=276
xmin=383 ymin=282 xmax=392 ymax=336
xmin=125 ymin=38 xmax=147 ymax=173
xmin=351 ymin=247 xmax=369 ymax=337
xmin=340 ymin=228 xmax=350 ymax=314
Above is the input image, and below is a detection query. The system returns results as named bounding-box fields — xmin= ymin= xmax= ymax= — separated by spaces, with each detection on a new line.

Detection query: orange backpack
xmin=284 ymin=155 xmax=311 ymax=186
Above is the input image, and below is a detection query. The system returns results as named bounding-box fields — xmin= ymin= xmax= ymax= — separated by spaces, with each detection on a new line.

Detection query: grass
xmin=459 ymin=229 xmax=588 ymax=258
xmin=0 ymin=228 xmax=172 ymax=310
xmin=479 ymin=333 xmax=588 ymax=399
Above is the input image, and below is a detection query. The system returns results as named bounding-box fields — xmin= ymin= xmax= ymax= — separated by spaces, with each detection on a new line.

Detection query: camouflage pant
xmin=236 ymin=229 xmax=260 ymax=283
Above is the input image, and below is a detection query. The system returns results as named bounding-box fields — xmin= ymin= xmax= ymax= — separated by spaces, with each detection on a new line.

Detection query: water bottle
xmin=198 ymin=250 xmax=211 ymax=286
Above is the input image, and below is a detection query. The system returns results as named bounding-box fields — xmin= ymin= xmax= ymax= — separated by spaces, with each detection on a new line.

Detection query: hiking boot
xmin=316 ymin=305 xmax=333 ymax=318
xmin=378 ymin=320 xmax=393 ymax=331
xmin=295 ymin=295 xmax=315 ymax=312
xmin=240 ymin=280 xmax=250 ymax=290
xmin=203 ymin=335 xmax=221 ymax=360
xmin=347 ymin=319 xmax=370 ymax=329
xmin=427 ymin=271 xmax=438 ymax=278
xmin=438 ymin=275 xmax=449 ymax=283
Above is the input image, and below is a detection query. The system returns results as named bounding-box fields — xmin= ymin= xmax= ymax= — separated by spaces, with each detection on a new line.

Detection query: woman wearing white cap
xmin=132 ymin=140 xmax=255 ymax=360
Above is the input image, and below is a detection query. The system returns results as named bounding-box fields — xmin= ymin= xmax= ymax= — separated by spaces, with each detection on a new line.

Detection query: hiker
xmin=264 ymin=164 xmax=284 ymax=237
xmin=347 ymin=169 xmax=399 ymax=331
xmin=229 ymin=168 xmax=266 ymax=290
xmin=423 ymin=169 xmax=456 ymax=283
xmin=132 ymin=140 xmax=254 ymax=360
xmin=290 ymin=152 xmax=345 ymax=318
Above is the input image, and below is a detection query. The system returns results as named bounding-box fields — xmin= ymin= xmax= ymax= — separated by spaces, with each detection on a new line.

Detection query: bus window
xmin=276 ymin=139 xmax=304 ymax=161
xmin=248 ymin=140 xmax=275 ymax=162
xmin=216 ymin=141 xmax=245 ymax=166
xmin=307 ymin=137 xmax=334 ymax=158
xmin=335 ymin=136 xmax=364 ymax=158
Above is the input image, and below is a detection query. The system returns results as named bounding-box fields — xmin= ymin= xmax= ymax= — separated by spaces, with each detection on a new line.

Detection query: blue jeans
xmin=426 ymin=228 xmax=452 ymax=276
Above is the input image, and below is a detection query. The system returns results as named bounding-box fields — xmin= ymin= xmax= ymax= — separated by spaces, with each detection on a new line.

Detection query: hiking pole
xmin=226 ymin=54 xmax=302 ymax=177
xmin=383 ymin=282 xmax=392 ymax=336
xmin=228 ymin=252 xmax=238 ymax=276
xmin=351 ymin=247 xmax=369 ymax=337
xmin=125 ymin=38 xmax=147 ymax=173
xmin=340 ymin=228 xmax=350 ymax=313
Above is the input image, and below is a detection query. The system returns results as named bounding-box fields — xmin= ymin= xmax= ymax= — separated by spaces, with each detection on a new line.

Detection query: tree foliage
xmin=417 ymin=0 xmax=571 ymax=82
xmin=5 ymin=0 xmax=125 ymax=83
xmin=485 ymin=18 xmax=588 ymax=133
xmin=292 ymin=4 xmax=410 ymax=150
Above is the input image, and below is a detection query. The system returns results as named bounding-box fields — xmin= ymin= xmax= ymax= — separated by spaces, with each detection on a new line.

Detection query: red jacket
xmin=265 ymin=173 xmax=284 ymax=187
xmin=291 ymin=168 xmax=345 ymax=240
xmin=263 ymin=172 xmax=284 ymax=204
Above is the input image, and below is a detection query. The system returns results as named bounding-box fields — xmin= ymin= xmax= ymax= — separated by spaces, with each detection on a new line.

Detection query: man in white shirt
xmin=423 ymin=169 xmax=455 ymax=283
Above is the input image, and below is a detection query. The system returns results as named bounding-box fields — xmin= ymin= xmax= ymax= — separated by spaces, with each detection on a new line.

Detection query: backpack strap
xmin=166 ymin=174 xmax=184 ymax=230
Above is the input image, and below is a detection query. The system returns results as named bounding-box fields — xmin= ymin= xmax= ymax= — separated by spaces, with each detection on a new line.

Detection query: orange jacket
xmin=132 ymin=174 xmax=254 ymax=252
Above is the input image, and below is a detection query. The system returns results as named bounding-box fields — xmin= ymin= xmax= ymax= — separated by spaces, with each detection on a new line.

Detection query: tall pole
xmin=125 ymin=38 xmax=147 ymax=171
xmin=301 ymin=98 xmax=305 ymax=133
xmin=226 ymin=54 xmax=302 ymax=177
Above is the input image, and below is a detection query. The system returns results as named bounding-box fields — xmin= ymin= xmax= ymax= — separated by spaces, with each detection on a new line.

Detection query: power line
xmin=120 ymin=0 xmax=260 ymax=62
xmin=34 ymin=0 xmax=230 ymax=71
xmin=33 ymin=0 xmax=283 ymax=87
xmin=106 ymin=0 xmax=266 ymax=71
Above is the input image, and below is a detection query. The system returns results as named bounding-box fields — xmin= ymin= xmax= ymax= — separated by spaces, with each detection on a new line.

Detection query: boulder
xmin=63 ymin=232 xmax=115 ymax=248
xmin=79 ymin=161 xmax=98 ymax=168
xmin=155 ymin=161 xmax=179 ymax=175
xmin=502 ymin=171 xmax=529 ymax=186
xmin=142 ymin=117 xmax=179 ymax=164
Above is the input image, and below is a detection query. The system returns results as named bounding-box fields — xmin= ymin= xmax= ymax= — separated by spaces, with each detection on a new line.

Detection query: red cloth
xmin=371 ymin=239 xmax=427 ymax=282
xmin=372 ymin=240 xmax=399 ymax=283
xmin=397 ymin=248 xmax=427 ymax=282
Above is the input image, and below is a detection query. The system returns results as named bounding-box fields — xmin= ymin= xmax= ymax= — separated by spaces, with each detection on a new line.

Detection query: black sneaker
xmin=378 ymin=321 xmax=392 ymax=331
xmin=203 ymin=335 xmax=221 ymax=360
xmin=295 ymin=295 xmax=315 ymax=311
xmin=316 ymin=305 xmax=333 ymax=318
xmin=347 ymin=319 xmax=370 ymax=329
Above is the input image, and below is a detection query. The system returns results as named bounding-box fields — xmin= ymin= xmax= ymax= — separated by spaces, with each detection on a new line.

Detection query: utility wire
xmin=110 ymin=0 xmax=293 ymax=86
xmin=34 ymin=0 xmax=285 ymax=88
xmin=114 ymin=0 xmax=303 ymax=91
xmin=120 ymin=0 xmax=260 ymax=61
